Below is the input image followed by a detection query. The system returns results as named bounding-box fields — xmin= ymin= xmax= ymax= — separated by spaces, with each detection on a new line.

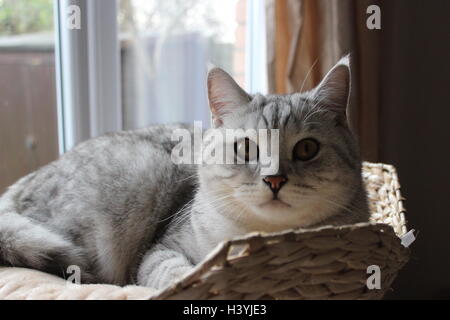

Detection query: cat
xmin=0 ymin=56 xmax=369 ymax=290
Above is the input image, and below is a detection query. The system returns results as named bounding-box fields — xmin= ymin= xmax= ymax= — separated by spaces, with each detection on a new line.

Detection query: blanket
xmin=0 ymin=267 xmax=156 ymax=300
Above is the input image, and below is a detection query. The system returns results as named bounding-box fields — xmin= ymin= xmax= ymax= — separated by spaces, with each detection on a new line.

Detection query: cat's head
xmin=198 ymin=56 xmax=364 ymax=231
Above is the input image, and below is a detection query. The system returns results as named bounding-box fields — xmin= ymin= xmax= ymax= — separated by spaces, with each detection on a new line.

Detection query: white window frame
xmin=246 ymin=0 xmax=268 ymax=94
xmin=54 ymin=0 xmax=122 ymax=153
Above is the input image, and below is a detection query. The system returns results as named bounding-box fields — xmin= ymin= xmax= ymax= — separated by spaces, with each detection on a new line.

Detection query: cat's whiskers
xmin=300 ymin=58 xmax=319 ymax=93
xmin=302 ymin=106 xmax=327 ymax=126
xmin=199 ymin=190 xmax=245 ymax=213
xmin=175 ymin=173 xmax=198 ymax=183
xmin=155 ymin=196 xmax=197 ymax=223
xmin=301 ymin=89 xmax=331 ymax=126
xmin=169 ymin=192 xmax=234 ymax=228
xmin=159 ymin=186 xmax=232 ymax=226
xmin=221 ymin=202 xmax=245 ymax=222
xmin=234 ymin=199 xmax=254 ymax=224
xmin=319 ymin=197 xmax=359 ymax=215
xmin=156 ymin=187 xmax=229 ymax=224
xmin=299 ymin=57 xmax=320 ymax=111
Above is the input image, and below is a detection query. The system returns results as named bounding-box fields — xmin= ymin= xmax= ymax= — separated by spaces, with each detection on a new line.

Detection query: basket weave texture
xmin=152 ymin=162 xmax=410 ymax=300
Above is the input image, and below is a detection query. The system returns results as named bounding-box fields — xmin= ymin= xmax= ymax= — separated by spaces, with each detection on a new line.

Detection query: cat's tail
xmin=0 ymin=211 xmax=93 ymax=283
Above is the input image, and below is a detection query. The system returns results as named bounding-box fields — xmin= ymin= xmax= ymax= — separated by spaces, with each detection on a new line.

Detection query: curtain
xmin=266 ymin=0 xmax=381 ymax=161
xmin=119 ymin=0 xmax=246 ymax=130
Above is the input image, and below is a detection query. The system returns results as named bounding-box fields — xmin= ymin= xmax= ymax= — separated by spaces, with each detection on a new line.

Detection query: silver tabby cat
xmin=0 ymin=57 xmax=369 ymax=289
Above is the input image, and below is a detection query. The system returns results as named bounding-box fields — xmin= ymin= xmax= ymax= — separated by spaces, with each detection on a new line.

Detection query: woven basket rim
xmin=362 ymin=161 xmax=408 ymax=236
xmin=151 ymin=161 xmax=410 ymax=299
xmin=152 ymin=222 xmax=403 ymax=299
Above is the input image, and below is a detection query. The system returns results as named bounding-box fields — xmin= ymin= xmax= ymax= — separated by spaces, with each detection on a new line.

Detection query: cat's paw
xmin=139 ymin=265 xmax=192 ymax=290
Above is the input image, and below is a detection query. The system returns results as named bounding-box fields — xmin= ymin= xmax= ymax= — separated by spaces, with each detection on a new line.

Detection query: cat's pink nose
xmin=263 ymin=175 xmax=288 ymax=193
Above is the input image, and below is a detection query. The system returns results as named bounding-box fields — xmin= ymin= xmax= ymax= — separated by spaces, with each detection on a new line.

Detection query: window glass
xmin=0 ymin=0 xmax=57 ymax=193
xmin=118 ymin=0 xmax=247 ymax=129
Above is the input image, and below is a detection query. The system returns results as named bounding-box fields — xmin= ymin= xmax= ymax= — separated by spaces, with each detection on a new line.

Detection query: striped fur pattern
xmin=0 ymin=57 xmax=369 ymax=289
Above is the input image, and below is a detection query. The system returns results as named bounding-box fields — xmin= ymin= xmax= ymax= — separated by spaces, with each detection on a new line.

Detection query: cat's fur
xmin=0 ymin=57 xmax=369 ymax=289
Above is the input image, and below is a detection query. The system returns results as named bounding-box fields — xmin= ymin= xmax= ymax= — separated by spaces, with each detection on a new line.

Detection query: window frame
xmin=54 ymin=0 xmax=122 ymax=153
xmin=246 ymin=0 xmax=268 ymax=94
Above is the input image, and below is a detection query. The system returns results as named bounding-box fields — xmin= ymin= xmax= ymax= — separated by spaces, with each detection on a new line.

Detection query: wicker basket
xmin=151 ymin=162 xmax=410 ymax=300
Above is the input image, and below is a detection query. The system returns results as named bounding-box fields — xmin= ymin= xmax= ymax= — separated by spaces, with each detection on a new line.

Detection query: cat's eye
xmin=234 ymin=138 xmax=259 ymax=163
xmin=293 ymin=138 xmax=320 ymax=161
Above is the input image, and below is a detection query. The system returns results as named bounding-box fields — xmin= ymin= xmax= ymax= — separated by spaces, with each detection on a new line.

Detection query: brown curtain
xmin=266 ymin=0 xmax=381 ymax=161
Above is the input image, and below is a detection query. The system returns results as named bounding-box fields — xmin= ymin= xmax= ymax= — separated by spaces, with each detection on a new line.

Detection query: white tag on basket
xmin=400 ymin=229 xmax=416 ymax=247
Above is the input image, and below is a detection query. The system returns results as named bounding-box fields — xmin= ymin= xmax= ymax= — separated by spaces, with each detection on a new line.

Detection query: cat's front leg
xmin=137 ymin=243 xmax=194 ymax=289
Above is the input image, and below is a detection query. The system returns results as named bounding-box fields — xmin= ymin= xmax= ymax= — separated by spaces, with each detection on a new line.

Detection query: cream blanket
xmin=0 ymin=267 xmax=157 ymax=300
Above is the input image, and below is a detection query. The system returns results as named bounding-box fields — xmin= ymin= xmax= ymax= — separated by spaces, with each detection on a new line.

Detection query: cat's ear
xmin=207 ymin=67 xmax=250 ymax=127
xmin=313 ymin=56 xmax=351 ymax=118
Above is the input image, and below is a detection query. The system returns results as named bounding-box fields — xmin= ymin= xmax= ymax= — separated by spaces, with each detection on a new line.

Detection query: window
xmin=0 ymin=0 xmax=267 ymax=192
xmin=56 ymin=0 xmax=267 ymax=152
xmin=119 ymin=0 xmax=249 ymax=129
